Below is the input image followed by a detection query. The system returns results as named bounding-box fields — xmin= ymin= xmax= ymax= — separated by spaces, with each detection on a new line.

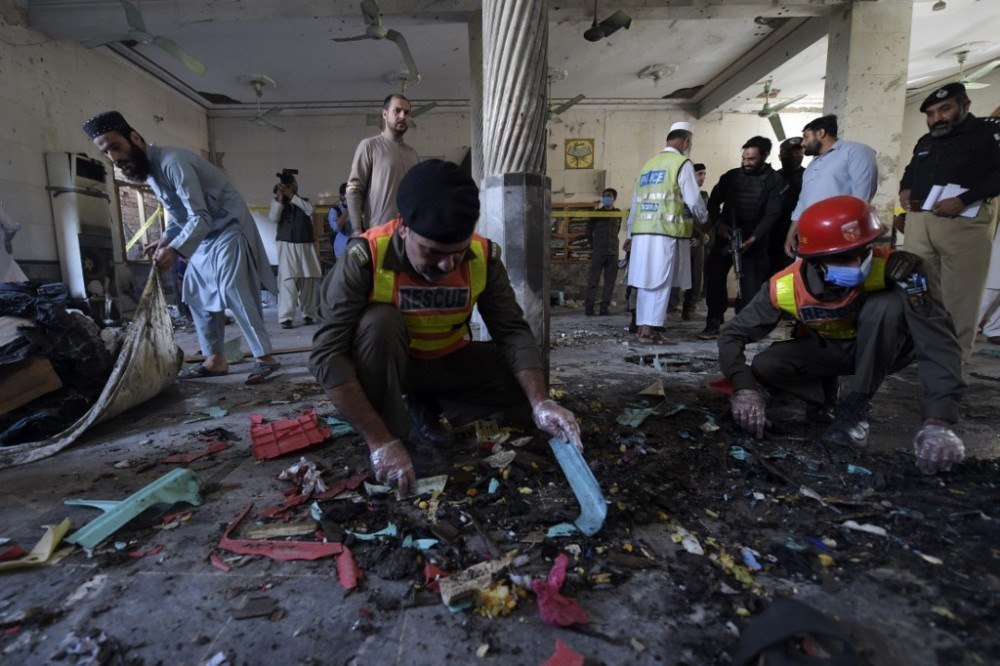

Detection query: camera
xmin=276 ymin=168 xmax=298 ymax=185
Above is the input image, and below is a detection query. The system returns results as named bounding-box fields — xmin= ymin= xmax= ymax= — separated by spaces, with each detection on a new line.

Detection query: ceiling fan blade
xmin=550 ymin=94 xmax=585 ymax=116
xmin=333 ymin=34 xmax=372 ymax=42
xmin=964 ymin=82 xmax=991 ymax=90
xmin=769 ymin=114 xmax=786 ymax=142
xmin=152 ymin=36 xmax=207 ymax=75
xmin=767 ymin=93 xmax=806 ymax=114
xmin=599 ymin=9 xmax=632 ymax=36
xmin=410 ymin=101 xmax=439 ymax=118
xmin=119 ymin=0 xmax=147 ymax=33
xmin=386 ymin=29 xmax=420 ymax=82
xmin=265 ymin=122 xmax=286 ymax=133
xmin=360 ymin=0 xmax=381 ymax=25
xmin=83 ymin=34 xmax=133 ymax=48
xmin=966 ymin=59 xmax=1000 ymax=82
xmin=257 ymin=107 xmax=283 ymax=121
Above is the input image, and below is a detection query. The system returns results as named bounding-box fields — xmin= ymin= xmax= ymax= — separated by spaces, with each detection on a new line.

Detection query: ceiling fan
xmin=756 ymin=80 xmax=806 ymax=141
xmin=583 ymin=1 xmax=632 ymax=42
xmin=954 ymin=50 xmax=999 ymax=89
xmin=83 ymin=0 xmax=206 ymax=75
xmin=247 ymin=78 xmax=285 ymax=133
xmin=335 ymin=0 xmax=420 ymax=83
xmin=546 ymin=69 xmax=585 ymax=123
xmin=548 ymin=95 xmax=586 ymax=124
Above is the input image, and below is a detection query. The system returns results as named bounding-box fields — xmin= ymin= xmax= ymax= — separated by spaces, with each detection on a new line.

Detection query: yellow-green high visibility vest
xmin=631 ymin=151 xmax=692 ymax=238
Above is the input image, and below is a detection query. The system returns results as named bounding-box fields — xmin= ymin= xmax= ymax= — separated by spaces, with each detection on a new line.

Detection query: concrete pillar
xmin=468 ymin=10 xmax=484 ymax=186
xmin=823 ymin=0 xmax=913 ymax=220
xmin=480 ymin=0 xmax=550 ymax=368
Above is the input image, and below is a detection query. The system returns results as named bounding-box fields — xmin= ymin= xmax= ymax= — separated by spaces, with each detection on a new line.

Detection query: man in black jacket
xmin=270 ymin=170 xmax=321 ymax=328
xmin=899 ymin=82 xmax=1000 ymax=360
xmin=699 ymin=136 xmax=786 ymax=338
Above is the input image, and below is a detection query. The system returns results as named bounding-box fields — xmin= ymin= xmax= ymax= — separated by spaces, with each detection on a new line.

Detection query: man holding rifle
xmin=699 ymin=136 xmax=786 ymax=339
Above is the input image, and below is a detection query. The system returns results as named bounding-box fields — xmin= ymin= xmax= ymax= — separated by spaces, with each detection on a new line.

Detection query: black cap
xmin=920 ymin=82 xmax=967 ymax=112
xmin=82 ymin=110 xmax=132 ymax=139
xmin=780 ymin=137 xmax=803 ymax=151
xmin=397 ymin=160 xmax=480 ymax=243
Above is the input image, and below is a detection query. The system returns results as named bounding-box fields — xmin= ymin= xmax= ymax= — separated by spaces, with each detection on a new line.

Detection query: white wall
xmin=0 ymin=3 xmax=207 ymax=266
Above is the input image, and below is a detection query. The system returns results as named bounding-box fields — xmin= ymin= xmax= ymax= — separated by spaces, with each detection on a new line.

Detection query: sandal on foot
xmin=635 ymin=333 xmax=677 ymax=346
xmin=178 ymin=365 xmax=229 ymax=380
xmin=245 ymin=361 xmax=280 ymax=385
xmin=732 ymin=597 xmax=859 ymax=666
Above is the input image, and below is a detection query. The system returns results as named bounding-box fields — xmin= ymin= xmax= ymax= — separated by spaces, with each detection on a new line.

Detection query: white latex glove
xmin=731 ymin=389 xmax=766 ymax=437
xmin=532 ymin=399 xmax=582 ymax=451
xmin=913 ymin=424 xmax=964 ymax=475
xmin=370 ymin=439 xmax=416 ymax=492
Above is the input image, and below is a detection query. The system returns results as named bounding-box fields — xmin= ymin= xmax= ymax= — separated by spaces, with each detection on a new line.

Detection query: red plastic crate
xmin=250 ymin=409 xmax=332 ymax=460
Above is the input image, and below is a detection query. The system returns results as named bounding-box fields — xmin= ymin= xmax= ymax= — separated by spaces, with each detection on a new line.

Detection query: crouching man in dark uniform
xmin=309 ymin=160 xmax=581 ymax=491
xmin=718 ymin=195 xmax=966 ymax=474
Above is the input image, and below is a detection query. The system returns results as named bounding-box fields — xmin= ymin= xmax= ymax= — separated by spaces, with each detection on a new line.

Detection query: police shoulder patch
xmin=490 ymin=240 xmax=502 ymax=260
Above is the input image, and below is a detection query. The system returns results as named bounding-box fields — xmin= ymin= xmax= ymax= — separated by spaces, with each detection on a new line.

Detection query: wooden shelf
xmin=550 ymin=202 xmax=625 ymax=264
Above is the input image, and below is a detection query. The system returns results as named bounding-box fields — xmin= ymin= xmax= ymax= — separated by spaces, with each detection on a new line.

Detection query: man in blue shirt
xmin=327 ymin=182 xmax=354 ymax=260
xmin=782 ymin=115 xmax=878 ymax=256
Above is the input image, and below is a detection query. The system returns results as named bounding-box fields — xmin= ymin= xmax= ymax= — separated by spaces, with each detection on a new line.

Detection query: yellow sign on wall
xmin=564 ymin=138 xmax=595 ymax=169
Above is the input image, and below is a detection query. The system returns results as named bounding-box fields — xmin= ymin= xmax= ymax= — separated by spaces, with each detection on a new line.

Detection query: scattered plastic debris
xmin=346 ymin=524 xmax=398 ymax=541
xmin=218 ymin=505 xmax=342 ymax=562
xmin=740 ymin=547 xmax=762 ymax=571
xmin=841 ymin=520 xmax=888 ymax=537
xmin=846 ymin=464 xmax=873 ymax=476
xmin=546 ymin=523 xmax=578 ymax=538
xmin=0 ymin=519 xmax=72 ymax=571
xmin=916 ymin=551 xmax=944 ymax=566
xmin=531 ymin=553 xmax=588 ymax=626
xmin=729 ymin=446 xmax=749 ymax=461
xmin=277 ymin=457 xmax=328 ymax=496
xmin=250 ymin=409 xmax=331 ymax=460
xmin=320 ymin=415 xmax=355 ymax=438
xmin=548 ymin=438 xmax=607 ymax=536
xmin=670 ymin=524 xmax=704 ymax=556
xmin=485 ymin=450 xmax=516 ymax=469
xmin=159 ymin=440 xmax=230 ymax=465
xmin=183 ymin=406 xmax=228 ymax=424
xmin=64 ymin=468 xmax=202 ymax=550
xmin=541 ymin=639 xmax=584 ymax=666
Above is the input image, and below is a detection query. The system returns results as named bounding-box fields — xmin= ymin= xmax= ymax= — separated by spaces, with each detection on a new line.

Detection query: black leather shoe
xmin=822 ymin=392 xmax=871 ymax=448
xmin=303 ymin=316 xmax=315 ymax=325
xmin=280 ymin=320 xmax=293 ymax=329
xmin=804 ymin=402 xmax=835 ymax=424
xmin=584 ymin=305 xmax=595 ymax=316
xmin=599 ymin=305 xmax=610 ymax=316
xmin=697 ymin=323 xmax=720 ymax=339
xmin=405 ymin=395 xmax=456 ymax=446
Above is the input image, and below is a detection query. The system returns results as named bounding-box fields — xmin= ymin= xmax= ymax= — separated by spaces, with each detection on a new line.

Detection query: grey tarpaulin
xmin=0 ymin=268 xmax=181 ymax=468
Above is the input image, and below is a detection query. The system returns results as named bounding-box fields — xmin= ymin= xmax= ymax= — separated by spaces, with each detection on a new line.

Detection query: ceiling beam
xmin=692 ymin=16 xmax=829 ymax=117
xmin=27 ymin=0 xmax=851 ymax=35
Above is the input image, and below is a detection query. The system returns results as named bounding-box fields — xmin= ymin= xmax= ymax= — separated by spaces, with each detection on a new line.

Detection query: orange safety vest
xmin=769 ymin=247 xmax=891 ymax=340
xmin=365 ymin=219 xmax=488 ymax=359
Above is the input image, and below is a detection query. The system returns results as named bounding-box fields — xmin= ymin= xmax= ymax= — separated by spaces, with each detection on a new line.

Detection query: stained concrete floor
xmin=1 ymin=303 xmax=998 ymax=665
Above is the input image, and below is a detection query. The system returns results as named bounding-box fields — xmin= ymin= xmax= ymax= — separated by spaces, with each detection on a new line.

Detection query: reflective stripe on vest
xmin=631 ymin=151 xmax=692 ymax=238
xmin=367 ymin=219 xmax=488 ymax=359
xmin=770 ymin=248 xmax=891 ymax=340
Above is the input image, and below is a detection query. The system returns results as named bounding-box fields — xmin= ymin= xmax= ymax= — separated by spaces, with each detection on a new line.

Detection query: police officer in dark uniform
xmin=899 ymin=82 xmax=1000 ymax=360
xmin=699 ymin=136 xmax=786 ymax=338
xmin=769 ymin=137 xmax=806 ymax=275
xmin=718 ymin=196 xmax=967 ymax=475
xmin=309 ymin=160 xmax=581 ymax=491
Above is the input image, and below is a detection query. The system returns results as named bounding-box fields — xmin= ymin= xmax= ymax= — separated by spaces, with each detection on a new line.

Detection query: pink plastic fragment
xmin=250 ymin=410 xmax=331 ymax=461
xmin=218 ymin=505 xmax=343 ymax=562
xmin=260 ymin=471 xmax=369 ymax=519
xmin=542 ymin=640 xmax=585 ymax=666
xmin=531 ymin=553 xmax=589 ymax=626
xmin=209 ymin=553 xmax=232 ymax=572
xmin=337 ymin=546 xmax=362 ymax=590
xmin=159 ymin=441 xmax=230 ymax=465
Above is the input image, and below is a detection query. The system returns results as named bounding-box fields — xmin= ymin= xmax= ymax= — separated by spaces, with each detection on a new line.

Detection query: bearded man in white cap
xmin=623 ymin=121 xmax=708 ymax=344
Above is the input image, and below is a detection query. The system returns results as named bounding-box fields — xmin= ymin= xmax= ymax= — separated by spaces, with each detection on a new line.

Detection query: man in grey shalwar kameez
xmin=83 ymin=111 xmax=280 ymax=384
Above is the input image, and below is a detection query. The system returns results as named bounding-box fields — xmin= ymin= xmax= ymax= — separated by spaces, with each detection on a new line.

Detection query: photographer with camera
xmin=269 ymin=168 xmax=321 ymax=329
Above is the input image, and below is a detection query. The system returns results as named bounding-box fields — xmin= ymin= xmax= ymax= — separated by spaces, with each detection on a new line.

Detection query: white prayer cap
xmin=669 ymin=121 xmax=692 ymax=133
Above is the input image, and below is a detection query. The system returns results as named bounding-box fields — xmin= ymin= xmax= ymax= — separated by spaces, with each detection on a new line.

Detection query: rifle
xmin=730 ymin=227 xmax=744 ymax=301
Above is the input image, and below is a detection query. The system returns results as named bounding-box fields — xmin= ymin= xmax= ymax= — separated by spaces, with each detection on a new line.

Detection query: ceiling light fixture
xmin=932 ymin=1 xmax=946 ymax=11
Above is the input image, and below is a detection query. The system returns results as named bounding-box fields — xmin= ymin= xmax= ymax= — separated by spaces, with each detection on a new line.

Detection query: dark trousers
xmin=704 ymin=240 xmax=770 ymax=325
xmin=352 ymin=304 xmax=530 ymax=439
xmin=585 ymin=253 xmax=618 ymax=310
xmin=750 ymin=290 xmax=917 ymax=406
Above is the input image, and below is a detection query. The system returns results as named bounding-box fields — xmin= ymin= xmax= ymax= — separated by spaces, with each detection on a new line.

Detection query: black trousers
xmin=585 ymin=252 xmax=618 ymax=309
xmin=704 ymin=239 xmax=770 ymax=325
xmin=352 ymin=304 xmax=530 ymax=439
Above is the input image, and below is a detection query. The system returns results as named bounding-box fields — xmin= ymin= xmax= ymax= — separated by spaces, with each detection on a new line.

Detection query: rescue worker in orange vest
xmin=717 ymin=195 xmax=967 ymax=475
xmin=309 ymin=160 xmax=581 ymax=491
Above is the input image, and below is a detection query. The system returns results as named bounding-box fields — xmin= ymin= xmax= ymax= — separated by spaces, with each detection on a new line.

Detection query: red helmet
xmin=797 ymin=195 xmax=885 ymax=257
